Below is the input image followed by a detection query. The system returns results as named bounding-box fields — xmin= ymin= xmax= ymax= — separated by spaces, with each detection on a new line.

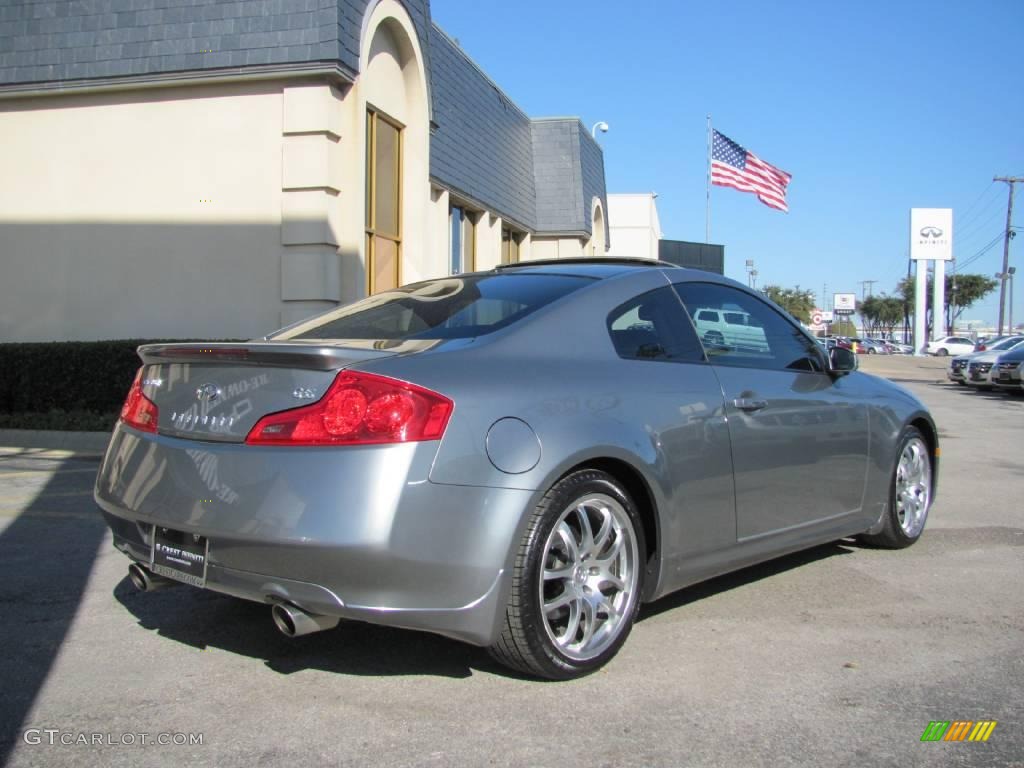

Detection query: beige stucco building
xmin=0 ymin=0 xmax=609 ymax=342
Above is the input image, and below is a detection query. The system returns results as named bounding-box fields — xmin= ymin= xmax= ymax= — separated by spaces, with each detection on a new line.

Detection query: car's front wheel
xmin=935 ymin=348 xmax=949 ymax=356
xmin=489 ymin=469 xmax=645 ymax=680
xmin=859 ymin=426 xmax=933 ymax=548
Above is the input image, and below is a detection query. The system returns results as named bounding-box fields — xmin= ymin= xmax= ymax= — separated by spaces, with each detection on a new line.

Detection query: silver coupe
xmin=95 ymin=259 xmax=938 ymax=679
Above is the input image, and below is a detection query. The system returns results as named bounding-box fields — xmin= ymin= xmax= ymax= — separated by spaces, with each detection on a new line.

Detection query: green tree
xmin=897 ymin=273 xmax=997 ymax=335
xmin=832 ymin=317 xmax=857 ymax=337
xmin=859 ymin=295 xmax=904 ymax=337
xmin=762 ymin=284 xmax=816 ymax=324
xmin=947 ymin=274 xmax=998 ymax=334
xmin=859 ymin=295 xmax=881 ymax=334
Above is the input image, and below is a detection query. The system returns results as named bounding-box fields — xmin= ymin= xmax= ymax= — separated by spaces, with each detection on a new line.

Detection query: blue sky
xmin=432 ymin=0 xmax=1023 ymax=326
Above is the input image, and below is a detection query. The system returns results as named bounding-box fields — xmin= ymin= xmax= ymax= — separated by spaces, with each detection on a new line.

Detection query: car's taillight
xmin=245 ymin=371 xmax=453 ymax=447
xmin=120 ymin=367 xmax=159 ymax=433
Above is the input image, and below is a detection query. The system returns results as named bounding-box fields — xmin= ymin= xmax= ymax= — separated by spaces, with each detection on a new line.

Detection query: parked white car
xmin=691 ymin=307 xmax=770 ymax=353
xmin=925 ymin=336 xmax=975 ymax=357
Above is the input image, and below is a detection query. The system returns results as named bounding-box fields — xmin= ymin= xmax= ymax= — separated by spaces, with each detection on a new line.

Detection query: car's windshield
xmin=271 ymin=273 xmax=594 ymax=341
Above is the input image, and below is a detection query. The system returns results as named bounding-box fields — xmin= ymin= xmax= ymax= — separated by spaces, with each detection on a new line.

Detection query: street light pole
xmin=994 ymin=176 xmax=1022 ymax=335
xmin=591 ymin=121 xmax=609 ymax=139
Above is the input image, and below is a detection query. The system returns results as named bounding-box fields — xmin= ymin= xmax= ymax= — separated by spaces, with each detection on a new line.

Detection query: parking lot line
xmin=0 ymin=447 xmax=104 ymax=460
xmin=0 ymin=468 xmax=99 ymax=479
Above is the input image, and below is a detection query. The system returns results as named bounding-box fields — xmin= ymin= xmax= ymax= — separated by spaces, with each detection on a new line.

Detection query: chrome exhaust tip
xmin=128 ymin=563 xmax=175 ymax=592
xmin=271 ymin=602 xmax=340 ymax=638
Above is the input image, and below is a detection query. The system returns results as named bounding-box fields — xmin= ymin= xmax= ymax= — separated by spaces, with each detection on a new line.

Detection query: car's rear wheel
xmin=859 ymin=427 xmax=932 ymax=549
xmin=703 ymin=330 xmax=724 ymax=346
xmin=489 ymin=469 xmax=644 ymax=680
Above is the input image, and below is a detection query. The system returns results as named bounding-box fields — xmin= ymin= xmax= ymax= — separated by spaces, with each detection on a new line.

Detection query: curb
xmin=0 ymin=429 xmax=111 ymax=455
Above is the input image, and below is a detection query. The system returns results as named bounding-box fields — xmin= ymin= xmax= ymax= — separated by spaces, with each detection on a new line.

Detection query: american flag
xmin=711 ymin=130 xmax=792 ymax=212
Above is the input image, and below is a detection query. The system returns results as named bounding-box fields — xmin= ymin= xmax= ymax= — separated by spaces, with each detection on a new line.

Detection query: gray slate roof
xmin=0 ymin=0 xmax=432 ymax=84
xmin=0 ymin=0 xmax=604 ymax=238
xmin=427 ymin=24 xmax=535 ymax=232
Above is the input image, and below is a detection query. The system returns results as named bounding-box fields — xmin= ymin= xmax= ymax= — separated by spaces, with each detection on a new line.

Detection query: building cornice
xmin=0 ymin=62 xmax=356 ymax=101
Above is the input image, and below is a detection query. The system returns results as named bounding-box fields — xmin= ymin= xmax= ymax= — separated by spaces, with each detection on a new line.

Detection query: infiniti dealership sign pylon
xmin=910 ymin=208 xmax=954 ymax=354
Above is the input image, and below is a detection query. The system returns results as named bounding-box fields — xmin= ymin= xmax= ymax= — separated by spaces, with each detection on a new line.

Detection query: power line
xmin=955 ymin=231 xmax=1006 ymax=272
xmin=956 ymin=204 xmax=1004 ymax=247
xmin=957 ymin=180 xmax=997 ymax=223
xmin=955 ymin=182 xmax=1002 ymax=232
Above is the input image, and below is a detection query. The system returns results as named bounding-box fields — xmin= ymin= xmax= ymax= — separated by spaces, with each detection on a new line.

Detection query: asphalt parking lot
xmin=1 ymin=357 xmax=1021 ymax=768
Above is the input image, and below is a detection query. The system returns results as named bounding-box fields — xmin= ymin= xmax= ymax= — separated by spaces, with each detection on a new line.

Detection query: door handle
xmin=733 ymin=398 xmax=768 ymax=412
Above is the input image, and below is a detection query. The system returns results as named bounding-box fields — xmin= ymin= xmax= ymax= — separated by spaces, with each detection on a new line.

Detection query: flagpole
xmin=705 ymin=114 xmax=712 ymax=243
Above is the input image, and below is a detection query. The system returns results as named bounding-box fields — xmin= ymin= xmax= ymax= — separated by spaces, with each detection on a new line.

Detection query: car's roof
xmin=492 ymin=257 xmax=680 ymax=280
xmin=491 ymin=257 xmax=725 ymax=282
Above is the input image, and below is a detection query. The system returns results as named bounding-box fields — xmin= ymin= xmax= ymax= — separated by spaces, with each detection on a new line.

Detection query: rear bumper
xmin=95 ymin=424 xmax=535 ymax=646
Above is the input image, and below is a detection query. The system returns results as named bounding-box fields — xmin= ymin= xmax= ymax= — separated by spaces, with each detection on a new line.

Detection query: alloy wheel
xmin=895 ymin=437 xmax=931 ymax=537
xmin=538 ymin=493 xmax=639 ymax=662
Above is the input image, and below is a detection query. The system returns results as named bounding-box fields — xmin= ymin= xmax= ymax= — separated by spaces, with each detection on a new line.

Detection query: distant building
xmin=0 ymin=0 xmax=609 ymax=341
xmin=658 ymin=240 xmax=724 ymax=274
xmin=607 ymin=193 xmax=662 ymax=260
xmin=608 ymin=193 xmax=724 ymax=274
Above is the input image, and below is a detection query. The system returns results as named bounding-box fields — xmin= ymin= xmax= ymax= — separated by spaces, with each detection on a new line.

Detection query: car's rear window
xmin=271 ymin=273 xmax=593 ymax=341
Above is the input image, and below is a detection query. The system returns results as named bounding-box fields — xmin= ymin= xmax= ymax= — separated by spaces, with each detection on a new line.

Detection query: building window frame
xmin=501 ymin=225 xmax=523 ymax=265
xmin=449 ymin=202 xmax=478 ymax=275
xmin=366 ymin=107 xmax=403 ymax=294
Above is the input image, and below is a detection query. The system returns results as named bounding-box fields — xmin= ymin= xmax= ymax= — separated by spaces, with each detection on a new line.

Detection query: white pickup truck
xmin=691 ymin=307 xmax=770 ymax=354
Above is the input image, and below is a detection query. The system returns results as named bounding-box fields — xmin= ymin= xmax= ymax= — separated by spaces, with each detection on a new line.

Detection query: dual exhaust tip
xmin=128 ymin=562 xmax=175 ymax=592
xmin=128 ymin=564 xmax=339 ymax=637
xmin=270 ymin=602 xmax=340 ymax=637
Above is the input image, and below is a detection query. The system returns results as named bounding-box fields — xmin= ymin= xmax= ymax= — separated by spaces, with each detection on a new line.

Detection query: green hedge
xmin=0 ymin=340 xmax=234 ymax=430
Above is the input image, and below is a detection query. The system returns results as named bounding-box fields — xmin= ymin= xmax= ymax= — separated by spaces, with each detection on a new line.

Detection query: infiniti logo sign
xmin=919 ymin=226 xmax=943 ymax=239
xmin=195 ymin=383 xmax=222 ymax=403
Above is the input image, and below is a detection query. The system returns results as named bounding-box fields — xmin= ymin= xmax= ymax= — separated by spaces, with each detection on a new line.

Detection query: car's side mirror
xmin=830 ymin=346 xmax=858 ymax=375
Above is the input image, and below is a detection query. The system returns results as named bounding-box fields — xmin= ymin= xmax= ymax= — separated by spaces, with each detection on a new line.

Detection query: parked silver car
xmin=95 ymin=259 xmax=938 ymax=679
xmin=992 ymin=346 xmax=1024 ymax=392
xmin=950 ymin=336 xmax=1024 ymax=386
xmin=966 ymin=338 xmax=1024 ymax=389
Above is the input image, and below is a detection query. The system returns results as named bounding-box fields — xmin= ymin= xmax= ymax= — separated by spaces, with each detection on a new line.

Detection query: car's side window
xmin=672 ymin=282 xmax=825 ymax=372
xmin=607 ymin=287 xmax=705 ymax=363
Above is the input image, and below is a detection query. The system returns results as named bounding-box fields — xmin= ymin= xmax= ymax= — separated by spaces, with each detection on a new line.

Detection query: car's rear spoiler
xmin=136 ymin=342 xmax=387 ymax=371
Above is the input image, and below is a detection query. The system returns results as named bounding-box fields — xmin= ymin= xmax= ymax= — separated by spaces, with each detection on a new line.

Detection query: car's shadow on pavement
xmin=114 ymin=540 xmax=863 ymax=680
xmin=112 ymin=578 xmax=510 ymax=680
xmin=639 ymin=540 xmax=858 ymax=621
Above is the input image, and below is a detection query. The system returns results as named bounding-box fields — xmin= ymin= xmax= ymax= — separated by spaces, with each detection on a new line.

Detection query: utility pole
xmin=858 ymin=280 xmax=877 ymax=299
xmin=994 ymin=176 xmax=1022 ymax=335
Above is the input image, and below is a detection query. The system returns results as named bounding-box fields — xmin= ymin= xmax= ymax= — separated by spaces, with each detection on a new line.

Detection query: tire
xmin=936 ymin=348 xmax=949 ymax=357
xmin=859 ymin=427 xmax=933 ymax=549
xmin=489 ymin=469 xmax=645 ymax=680
xmin=703 ymin=330 xmax=725 ymax=346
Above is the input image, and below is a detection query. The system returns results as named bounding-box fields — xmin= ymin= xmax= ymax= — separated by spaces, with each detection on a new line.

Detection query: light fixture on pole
xmin=745 ymin=259 xmax=755 ymax=289
xmin=591 ymin=121 xmax=609 ymax=139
